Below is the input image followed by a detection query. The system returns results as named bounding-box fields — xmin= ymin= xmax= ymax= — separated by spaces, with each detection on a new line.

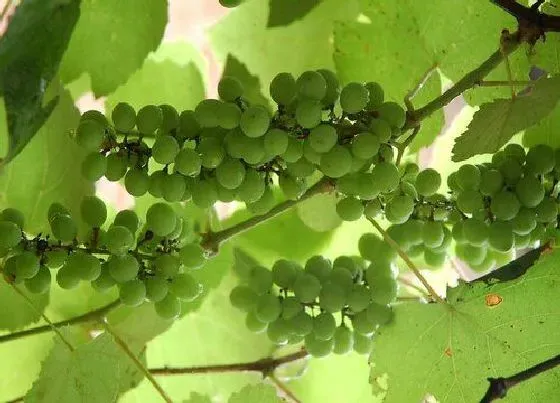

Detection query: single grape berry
xmin=218 ymin=76 xmax=244 ymax=101
xmin=230 ymin=285 xmax=258 ymax=312
xmin=80 ymin=195 xmax=107 ymax=228
xmin=114 ymin=210 xmax=139 ymax=234
xmin=317 ymin=68 xmax=340 ymax=106
xmin=377 ymin=102 xmax=406 ymax=129
xmin=0 ymin=221 xmax=21 ymax=249
xmin=336 ymin=197 xmax=364 ymax=221
xmin=293 ymin=273 xmax=321 ymax=303
xmin=108 ymin=254 xmax=139 ymax=283
xmin=159 ymin=104 xmax=180 ymax=133
xmin=415 ymin=169 xmax=441 ymax=196
xmin=371 ymin=162 xmax=400 ymax=193
xmin=124 ymin=168 xmax=150 ymax=197
xmin=308 ymin=124 xmax=338 ymax=153
xmin=112 ymin=102 xmax=136 ymax=132
xmin=351 ymin=132 xmax=380 ymax=159
xmin=179 ymin=243 xmax=207 ymax=269
xmin=174 ymin=148 xmax=202 ymax=177
xmin=75 ymin=119 xmax=106 ymax=151
xmin=82 ymin=152 xmax=107 ymax=181
xmin=170 ymin=273 xmax=202 ymax=301
xmin=15 ymin=251 xmax=40 ymax=280
xmin=320 ymin=145 xmax=352 ymax=178
xmin=119 ymin=279 xmax=146 ymax=307
xmin=155 ymin=294 xmax=181 ymax=320
xmin=146 ymin=203 xmax=177 ymax=237
xmin=340 ymin=82 xmax=369 ymax=114
xmin=144 ymin=276 xmax=169 ymax=302
xmin=216 ymin=158 xmax=246 ymax=190
xmin=152 ymin=135 xmax=180 ymax=164
xmin=295 ymin=99 xmax=322 ymax=129
xmin=219 ymin=0 xmax=243 ymax=8
xmin=24 ymin=265 xmax=52 ymax=294
xmin=296 ymin=70 xmax=327 ymax=100
xmin=515 ymin=176 xmax=545 ymax=208
xmin=105 ymin=153 xmax=128 ymax=182
xmin=270 ymin=72 xmax=297 ymax=105
xmin=137 ymin=105 xmax=163 ymax=134
xmin=49 ymin=214 xmax=77 ymax=242
xmin=240 ymin=106 xmax=270 ymax=138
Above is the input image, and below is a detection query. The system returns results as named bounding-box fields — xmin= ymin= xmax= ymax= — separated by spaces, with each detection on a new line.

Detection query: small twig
xmin=396 ymin=126 xmax=420 ymax=165
xmin=405 ymin=62 xmax=439 ymax=111
xmin=499 ymin=30 xmax=517 ymax=99
xmin=270 ymin=375 xmax=301 ymax=403
xmin=101 ymin=320 xmax=173 ymax=403
xmin=475 ymin=80 xmax=532 ymax=87
xmin=397 ymin=276 xmax=431 ymax=299
xmin=10 ymin=285 xmax=74 ymax=351
xmin=367 ymin=218 xmax=446 ymax=304
xmin=480 ymin=354 xmax=560 ymax=402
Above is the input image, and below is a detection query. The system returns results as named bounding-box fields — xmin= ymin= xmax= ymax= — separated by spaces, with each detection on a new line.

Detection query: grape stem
xmin=0 ymin=299 xmax=120 ymax=344
xmin=201 ymin=177 xmax=336 ymax=252
xmin=101 ymin=320 xmax=173 ymax=403
xmin=367 ymin=218 xmax=446 ymax=304
xmin=397 ymin=276 xmax=431 ymax=300
xmin=270 ymin=374 xmax=302 ymax=403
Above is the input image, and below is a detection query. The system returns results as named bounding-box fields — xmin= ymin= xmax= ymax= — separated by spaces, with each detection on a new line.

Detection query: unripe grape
xmin=119 ymin=279 xmax=146 ymax=306
xmin=105 ymin=153 xmax=127 ymax=181
xmin=334 ymin=255 xmax=362 ymax=277
xmin=535 ymin=197 xmax=558 ymax=223
xmin=286 ymin=158 xmax=316 ymax=178
xmin=272 ymin=259 xmax=299 ymax=288
xmin=456 ymin=164 xmax=481 ymax=190
xmin=50 ymin=214 xmax=77 ymax=242
xmin=480 ymin=169 xmax=503 ymax=196
xmin=455 ymin=243 xmax=487 ymax=266
xmin=67 ymin=251 xmax=101 ymax=281
xmin=44 ymin=250 xmax=67 ymax=270
xmin=424 ymin=249 xmax=446 ymax=267
xmin=105 ymin=225 xmax=134 ymax=255
xmin=278 ymin=175 xmax=306 ymax=201
xmin=15 ymin=251 xmax=40 ymax=280
xmin=369 ymin=274 xmax=397 ymax=305
xmin=144 ymin=276 xmax=168 ymax=302
xmin=240 ymin=136 xmax=266 ymax=164
xmin=180 ymin=243 xmax=207 ymax=269
xmin=369 ymin=118 xmax=392 ymax=143
xmin=76 ymin=119 xmax=106 ymax=151
xmin=230 ymin=285 xmax=258 ymax=311
xmin=366 ymin=302 xmax=393 ymax=326
xmin=281 ymin=137 xmax=304 ymax=163
xmin=81 ymin=152 xmax=107 ymax=181
xmin=319 ymin=282 xmax=346 ymax=313
xmin=415 ymin=168 xmax=441 ymax=196
xmin=371 ymin=161 xmax=399 ymax=193
xmin=218 ymin=76 xmax=244 ymax=101
xmin=293 ymin=273 xmax=321 ymax=303
xmin=305 ymin=333 xmax=334 ymax=358
xmin=295 ymin=99 xmax=322 ymax=128
xmin=162 ymin=173 xmax=187 ymax=202
xmin=0 ymin=221 xmax=21 ymax=249
xmin=56 ymin=264 xmax=81 ymax=289
xmin=24 ymin=265 xmax=52 ymax=294
xmin=320 ymin=145 xmax=352 ymax=178
xmin=80 ymin=195 xmax=107 ymax=228
xmin=146 ymin=203 xmax=177 ymax=237
xmin=353 ymin=332 xmax=374 ymax=355
xmin=313 ymin=312 xmax=336 ymax=340
xmin=463 ymin=218 xmax=488 ymax=246
xmin=504 ymin=143 xmax=526 ymax=163
xmin=169 ymin=273 xmax=202 ymax=301
xmin=158 ymin=104 xmax=179 ymax=133
xmin=215 ymin=158 xmax=246 ymax=190
xmin=305 ymin=255 xmax=332 ymax=282
xmin=317 ymin=68 xmax=340 ymax=106
xmin=377 ymin=102 xmax=406 ymax=128
xmin=365 ymin=82 xmax=384 ymax=110
xmin=267 ymin=318 xmax=291 ymax=345
xmin=148 ymin=170 xmax=166 ymax=198
xmin=255 ymin=293 xmax=282 ymax=323
xmin=48 ymin=203 xmax=69 ymax=222
xmin=308 ymin=124 xmax=338 ymax=153
xmin=248 ymin=266 xmax=273 ymax=295
xmin=498 ymin=157 xmax=522 ymax=185
xmin=197 ymin=137 xmax=225 ymax=168
xmin=136 ymin=105 xmax=163 ymax=134
xmin=114 ymin=210 xmax=139 ymax=234
xmin=108 ymin=254 xmax=139 ymax=283
xmin=296 ymin=70 xmax=327 ymax=100
xmin=246 ymin=311 xmax=268 ymax=333
xmin=456 ymin=189 xmax=484 ymax=214
xmin=154 ymin=293 xmax=181 ymax=320
xmin=152 ymin=135 xmax=180 ymax=164
xmin=240 ymin=106 xmax=270 ymax=138
xmin=514 ymin=232 xmax=532 ymax=249
xmin=80 ymin=110 xmax=108 ymax=126
xmin=488 ymin=221 xmax=514 ymax=252
xmin=422 ymin=221 xmax=444 ymax=248
xmin=351 ymin=310 xmax=376 ymax=335
xmin=512 ymin=208 xmax=536 ymax=235
xmin=263 ymin=128 xmax=289 ymax=155
xmin=178 ymin=110 xmax=201 ymax=139
xmin=340 ymin=82 xmax=368 ymax=113
xmin=290 ymin=311 xmax=313 ymax=336
xmin=364 ymin=199 xmax=382 ymax=219
xmin=270 ymin=72 xmax=297 ymax=105
xmin=333 ymin=326 xmax=353 ymax=355
xmin=191 ymin=179 xmax=218 ymax=208
xmin=154 ymin=254 xmax=181 ymax=278
xmin=358 ymin=233 xmax=396 ymax=264
xmin=351 ymin=132 xmax=380 ymax=159
xmin=111 ymin=102 xmax=136 ymax=131
xmin=385 ymin=195 xmax=414 ymax=224
xmin=91 ymin=263 xmax=116 ymax=293
xmin=174 ymin=148 xmax=202 ymax=177
xmin=525 ymin=144 xmax=555 ymax=174
xmin=336 ymin=197 xmax=364 ymax=221
xmin=0 ymin=208 xmax=23 ymax=229
xmin=491 ymin=190 xmax=520 ymax=220
xmin=516 ymin=176 xmax=545 ymax=208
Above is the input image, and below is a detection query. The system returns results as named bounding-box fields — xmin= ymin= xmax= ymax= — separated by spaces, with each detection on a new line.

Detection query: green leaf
xmin=0 ymin=0 xmax=80 ymax=163
xmin=267 ymin=0 xmax=321 ymax=27
xmin=222 ymin=54 xmax=270 ymax=108
xmin=184 ymin=393 xmax=212 ymax=403
xmin=333 ymin=1 xmax=443 ymax=151
xmin=296 ymin=192 xmax=342 ymax=232
xmin=528 ymin=3 xmax=560 ymax=74
xmin=25 ymin=333 xmax=121 ymax=403
xmin=370 ymin=249 xmax=560 ymax=402
xmin=523 ymin=103 xmax=560 ymax=148
xmin=229 ymin=383 xmax=282 ymax=403
xmin=233 ymin=247 xmax=261 ymax=280
xmin=452 ymin=76 xmax=560 ymax=161
xmin=0 ymin=283 xmax=49 ymax=331
xmin=60 ymin=0 xmax=167 ymax=96
xmin=0 ymin=86 xmax=92 ymax=235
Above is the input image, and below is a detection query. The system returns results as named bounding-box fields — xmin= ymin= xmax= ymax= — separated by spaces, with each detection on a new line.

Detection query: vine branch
xmin=492 ymin=0 xmax=560 ymax=32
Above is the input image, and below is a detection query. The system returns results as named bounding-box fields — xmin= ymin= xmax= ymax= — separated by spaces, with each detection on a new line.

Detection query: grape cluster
xmin=229 ymin=234 xmax=397 ymax=358
xmin=0 ymin=198 xmax=209 ymax=319
xmin=75 ymin=69 xmax=405 ymax=219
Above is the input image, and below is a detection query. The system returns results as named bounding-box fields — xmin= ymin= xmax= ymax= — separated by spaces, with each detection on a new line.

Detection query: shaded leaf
xmin=222 ymin=54 xmax=270 ymax=108
xmin=522 ymin=103 xmax=560 ymax=148
xmin=0 ymin=0 xmax=80 ymax=163
xmin=296 ymin=192 xmax=342 ymax=232
xmin=452 ymin=76 xmax=560 ymax=161
xmin=60 ymin=0 xmax=167 ymax=96
xmin=229 ymin=383 xmax=282 ymax=403
xmin=370 ymin=249 xmax=560 ymax=402
xmin=268 ymin=0 xmax=321 ymax=27
xmin=184 ymin=393 xmax=212 ymax=403
xmin=233 ymin=247 xmax=261 ymax=280
xmin=0 ymin=282 xmax=49 ymax=331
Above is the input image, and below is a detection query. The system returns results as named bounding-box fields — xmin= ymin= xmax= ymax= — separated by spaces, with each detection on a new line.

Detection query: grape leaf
xmin=0 ymin=86 xmax=92 ymax=235
xmin=0 ymin=282 xmax=49 ymax=331
xmin=370 ymin=249 xmax=560 ymax=402
xmin=25 ymin=334 xmax=121 ymax=403
xmin=222 ymin=54 xmax=270 ymax=109
xmin=522 ymin=104 xmax=560 ymax=148
xmin=184 ymin=393 xmax=212 ymax=403
xmin=60 ymin=0 xmax=167 ymax=96
xmin=296 ymin=192 xmax=342 ymax=232
xmin=229 ymin=383 xmax=282 ymax=403
xmin=267 ymin=0 xmax=321 ymax=27
xmin=233 ymin=247 xmax=261 ymax=280
xmin=529 ymin=3 xmax=560 ymax=74
xmin=452 ymin=76 xmax=560 ymax=161
xmin=0 ymin=0 xmax=80 ymax=164
xmin=333 ymin=1 xmax=443 ymax=152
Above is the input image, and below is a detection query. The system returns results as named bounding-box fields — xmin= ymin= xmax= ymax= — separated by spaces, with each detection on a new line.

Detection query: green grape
xmin=15 ymin=251 xmax=40 ymax=280
xmin=317 ymin=68 xmax=339 ymax=106
xmin=377 ymin=102 xmax=406 ymax=128
xmin=137 ymin=105 xmax=163 ymax=134
xmin=378 ymin=143 xmax=395 ymax=162
xmin=218 ymin=102 xmax=242 ymax=130
xmin=167 ymin=216 xmax=185 ymax=240
xmin=302 ymin=141 xmax=321 ymax=165
xmin=111 ymin=102 xmax=136 ymax=131
xmin=289 ymin=311 xmax=313 ymax=336
xmin=358 ymin=233 xmax=396 ymax=264
xmin=525 ymin=144 xmax=555 ymax=174
xmin=105 ymin=225 xmax=134 ymax=255
xmin=340 ymin=82 xmax=368 ymax=113
xmin=80 ymin=195 xmax=107 ymax=228
xmin=194 ymin=99 xmax=221 ymax=128
xmin=504 ymin=143 xmax=526 ymax=163
xmin=351 ymin=310 xmax=376 ymax=335
xmin=280 ymin=136 xmax=303 ymax=163
xmin=512 ymin=208 xmax=536 ymax=235
xmin=331 ymin=326 xmax=354 ymax=356
xmin=255 ymin=293 xmax=282 ymax=323
xmin=215 ymin=158 xmax=246 ymax=190
xmin=422 ymin=221 xmax=444 ymax=248
xmin=105 ymin=153 xmax=127 ymax=181
xmin=152 ymin=135 xmax=180 ymax=164
xmin=333 ymin=255 xmax=361 ymax=277
xmin=535 ymin=197 xmax=558 ymax=223
xmin=369 ymin=118 xmax=392 ymax=143
xmin=488 ymin=221 xmax=514 ymax=252
xmin=148 ymin=170 xmax=167 ymax=198
xmin=456 ymin=189 xmax=484 ymax=214
xmin=490 ymin=190 xmax=520 ymax=220
xmin=305 ymin=333 xmax=334 ymax=358
xmin=267 ymin=318 xmax=291 ymax=345
xmin=328 ymin=267 xmax=353 ymax=294
xmin=365 ymin=81 xmax=384 ymax=110
xmin=286 ymin=158 xmax=316 ymax=178
xmin=197 ymin=137 xmax=225 ymax=168
xmin=169 ymin=273 xmax=202 ymax=301
xmin=452 ymin=220 xmax=467 ymax=244
xmin=264 ymin=128 xmax=289 ymax=155
xmin=162 ymin=173 xmax=187 ymax=202
xmin=81 ymin=152 xmax=107 ymax=181
xmin=180 ymin=243 xmax=207 ymax=269
xmin=50 ymin=214 xmax=77 ymax=242
xmin=108 ymin=254 xmax=139 ymax=283
xmin=353 ymin=332 xmax=374 ymax=355
xmin=313 ymin=312 xmax=336 ymax=340
xmin=248 ymin=266 xmax=273 ymax=295
xmin=347 ymin=284 xmax=371 ymax=312
xmin=497 ymin=157 xmax=522 ymax=185
xmin=366 ymin=302 xmax=393 ymax=326
xmin=515 ymin=176 xmax=545 ymax=208
xmin=24 ymin=265 xmax=51 ymax=294
xmin=514 ymin=232 xmax=532 ymax=249
xmin=191 ymin=179 xmax=218 ymax=208
xmin=76 ymin=119 xmax=105 ymax=151
xmin=462 ymin=218 xmax=488 ymax=246
xmin=56 ymin=265 xmax=81 ymax=289
xmin=272 ymin=259 xmax=299 ymax=288
xmin=278 ymin=174 xmax=306 ymax=201
xmin=351 ymin=132 xmax=380 ymax=160
xmin=44 ymin=250 xmax=67 ymax=270
xmin=158 ymin=104 xmax=179 ymax=133
xmin=399 ymin=220 xmax=424 ymax=246
xmin=295 ymin=99 xmax=322 ymax=129
xmin=174 ymin=148 xmax=202 ymax=177
xmin=371 ymin=162 xmax=399 ymax=193
xmin=81 ymin=110 xmax=108 ymax=126
xmin=119 ymin=279 xmax=146 ymax=306
xmin=219 ymin=0 xmax=243 ymax=7
xmin=239 ymin=106 xmax=270 ymax=138
xmin=281 ymin=296 xmax=302 ymax=320
xmin=218 ymin=76 xmax=243 ymax=101
xmin=455 ymin=243 xmax=487 ymax=266
xmin=144 ymin=276 xmax=169 ymax=302
xmin=385 ymin=195 xmax=414 ymax=224
xmin=364 ymin=199 xmax=382 ymax=219
xmin=304 ymin=255 xmax=331 ymax=282
xmin=154 ymin=293 xmax=181 ymax=320
xmin=146 ymin=203 xmax=177 ymax=237
xmin=456 ymin=164 xmax=481 ymax=190
xmin=415 ymin=168 xmax=441 ymax=196
xmin=154 ymin=254 xmax=181 ymax=277
xmin=230 ymin=285 xmax=258 ymax=312
xmin=424 ymin=249 xmax=446 ymax=267
xmin=91 ymin=263 xmax=116 ymax=293
xmin=114 ymin=210 xmax=139 ymax=234
xmin=0 ymin=208 xmax=24 ymax=229
xmin=296 ymin=70 xmax=327 ymax=100
xmin=0 ymin=221 xmax=21 ymax=249
xmin=308 ymin=124 xmax=337 ymax=153
xmin=318 ymin=282 xmax=346 ymax=313
xmin=336 ymin=197 xmax=364 ymax=221
xmin=178 ymin=110 xmax=201 ymax=139
xmin=369 ymin=273 xmax=397 ymax=305
xmin=68 ymin=251 xmax=101 ymax=281
xmin=293 ymin=273 xmax=321 ymax=303
xmin=319 ymin=145 xmax=352 ymax=178
xmin=238 ymin=135 xmax=265 ymax=165
xmin=233 ymin=169 xmax=264 ymax=203
xmin=245 ymin=311 xmax=267 ymax=333
xmin=480 ymin=169 xmax=504 ymax=196
xmin=270 ymin=72 xmax=297 ymax=105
